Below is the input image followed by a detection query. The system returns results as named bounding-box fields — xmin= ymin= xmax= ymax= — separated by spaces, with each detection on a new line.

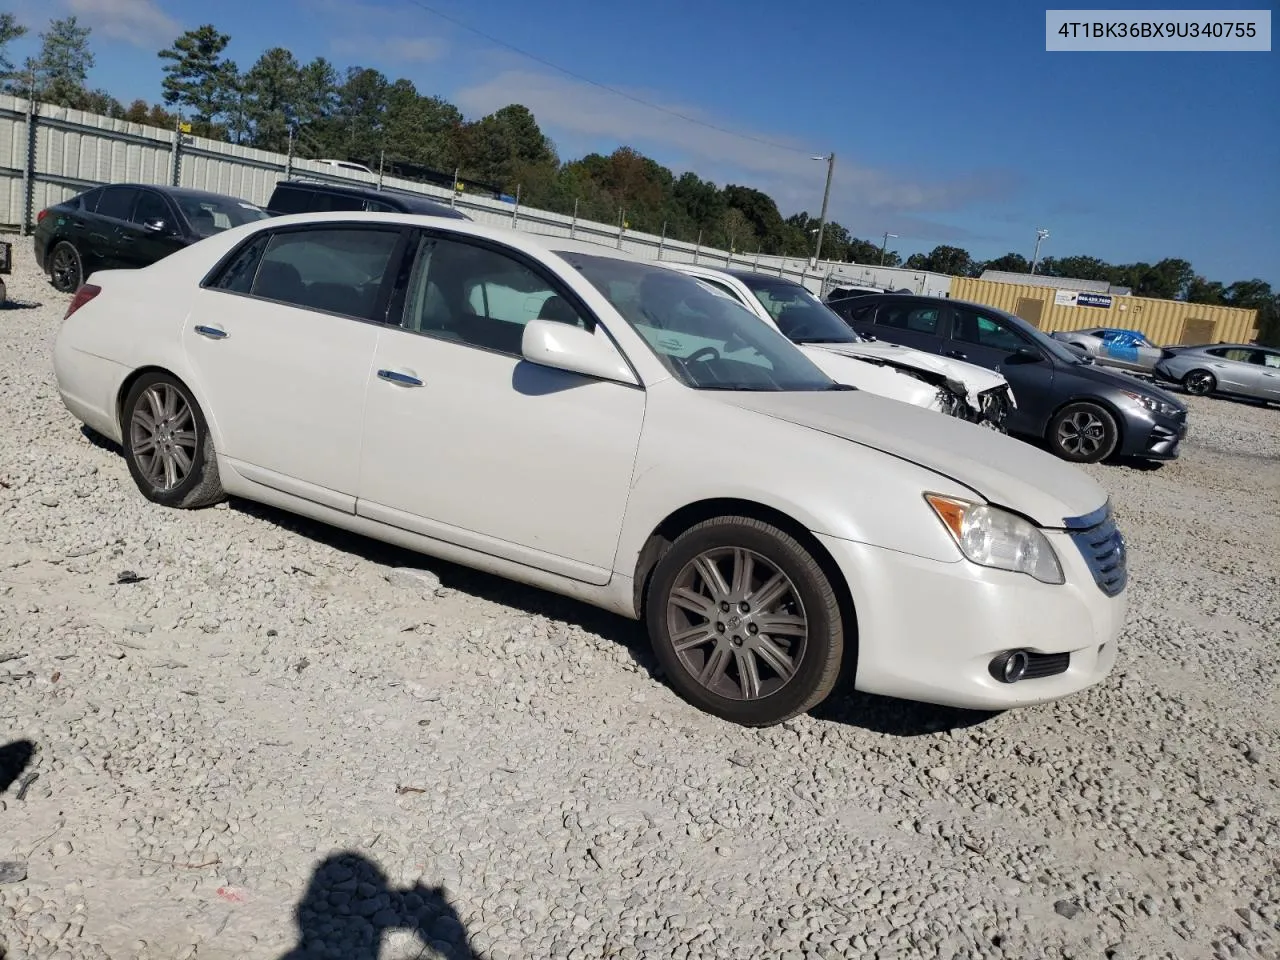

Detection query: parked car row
xmin=33 ymin=179 xmax=468 ymax=293
xmin=50 ymin=208 xmax=1129 ymax=727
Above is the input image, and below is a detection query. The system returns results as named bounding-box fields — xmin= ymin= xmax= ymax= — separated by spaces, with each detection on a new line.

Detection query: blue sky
xmin=11 ymin=0 xmax=1278 ymax=283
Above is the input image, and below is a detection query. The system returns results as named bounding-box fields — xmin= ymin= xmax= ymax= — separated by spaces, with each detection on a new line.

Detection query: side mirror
xmin=1008 ymin=346 xmax=1044 ymax=363
xmin=521 ymin=319 xmax=638 ymax=386
xmin=142 ymin=218 xmax=169 ymax=234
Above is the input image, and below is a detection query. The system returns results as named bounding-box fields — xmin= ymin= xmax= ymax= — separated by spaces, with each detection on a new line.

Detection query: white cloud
xmin=63 ymin=0 xmax=180 ymax=49
xmin=452 ymin=69 xmax=1013 ymax=224
xmin=330 ymin=34 xmax=446 ymax=64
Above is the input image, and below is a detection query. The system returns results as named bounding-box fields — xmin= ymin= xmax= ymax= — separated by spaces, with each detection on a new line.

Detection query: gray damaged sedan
xmin=1155 ymin=343 xmax=1280 ymax=403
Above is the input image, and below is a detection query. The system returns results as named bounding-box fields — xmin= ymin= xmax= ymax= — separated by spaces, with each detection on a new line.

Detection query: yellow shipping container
xmin=949 ymin=278 xmax=1259 ymax=347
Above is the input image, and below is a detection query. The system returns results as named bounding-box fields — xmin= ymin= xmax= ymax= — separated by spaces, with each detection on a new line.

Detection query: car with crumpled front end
xmin=51 ymin=212 xmax=1126 ymax=727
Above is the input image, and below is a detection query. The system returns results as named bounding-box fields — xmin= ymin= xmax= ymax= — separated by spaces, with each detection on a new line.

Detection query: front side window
xmin=248 ymin=227 xmax=402 ymax=320
xmin=562 ymin=252 xmax=836 ymax=392
xmin=953 ymin=309 xmax=1028 ymax=351
xmin=1263 ymin=351 xmax=1280 ymax=368
xmin=735 ymin=275 xmax=860 ymax=345
xmin=401 ymin=237 xmax=587 ymax=356
xmin=131 ymin=191 xmax=170 ymax=226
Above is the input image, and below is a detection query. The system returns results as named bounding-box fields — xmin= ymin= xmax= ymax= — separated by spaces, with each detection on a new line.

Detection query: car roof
xmin=273 ymin=179 xmax=468 ymax=217
xmin=73 ymin=184 xmax=260 ymax=206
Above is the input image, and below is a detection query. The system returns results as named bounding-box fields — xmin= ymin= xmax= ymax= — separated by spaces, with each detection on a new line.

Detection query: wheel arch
xmin=631 ymin=497 xmax=859 ymax=680
xmin=115 ymin=365 xmax=216 ymax=443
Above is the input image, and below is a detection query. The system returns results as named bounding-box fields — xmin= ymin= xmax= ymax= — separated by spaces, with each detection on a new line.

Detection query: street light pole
xmin=880 ymin=232 xmax=898 ymax=266
xmin=812 ymin=152 xmax=835 ymax=263
xmin=1030 ymin=228 xmax=1050 ymax=274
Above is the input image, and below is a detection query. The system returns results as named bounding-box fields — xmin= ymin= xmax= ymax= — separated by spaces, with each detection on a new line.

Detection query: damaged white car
xmin=669 ymin=263 xmax=1015 ymax=430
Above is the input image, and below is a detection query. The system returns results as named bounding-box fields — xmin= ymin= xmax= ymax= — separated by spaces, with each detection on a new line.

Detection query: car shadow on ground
xmin=277 ymin=851 xmax=486 ymax=960
xmin=0 ymin=298 xmax=42 ymax=311
xmin=234 ymin=498 xmax=995 ymax=737
xmin=0 ymin=739 xmax=35 ymax=793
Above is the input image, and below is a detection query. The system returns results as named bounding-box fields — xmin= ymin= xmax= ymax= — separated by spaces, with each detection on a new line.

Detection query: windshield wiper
xmin=794 ymin=337 xmax=856 ymax=345
xmin=825 ymin=383 xmax=857 ymax=391
xmin=695 ymin=383 xmax=776 ymax=391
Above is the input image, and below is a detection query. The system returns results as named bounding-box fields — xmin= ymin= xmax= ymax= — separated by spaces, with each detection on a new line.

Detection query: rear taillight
xmin=36 ymin=208 xmax=48 ymax=224
xmin=64 ymin=283 xmax=101 ymax=320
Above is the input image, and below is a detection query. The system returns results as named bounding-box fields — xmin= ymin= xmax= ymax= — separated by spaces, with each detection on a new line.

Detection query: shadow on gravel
xmin=232 ymin=498 xmax=660 ymax=675
xmin=278 ymin=852 xmax=485 ymax=960
xmin=0 ymin=298 xmax=42 ymax=310
xmin=79 ymin=424 xmax=122 ymax=453
xmin=811 ymin=693 xmax=997 ymax=737
xmin=0 ymin=739 xmax=35 ymax=793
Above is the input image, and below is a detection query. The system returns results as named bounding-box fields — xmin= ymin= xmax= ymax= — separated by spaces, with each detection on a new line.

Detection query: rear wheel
xmin=122 ymin=373 xmax=224 ymax=509
xmin=1182 ymin=369 xmax=1216 ymax=396
xmin=48 ymin=241 xmax=84 ymax=293
xmin=645 ymin=516 xmax=845 ymax=727
xmin=1048 ymin=402 xmax=1119 ymax=463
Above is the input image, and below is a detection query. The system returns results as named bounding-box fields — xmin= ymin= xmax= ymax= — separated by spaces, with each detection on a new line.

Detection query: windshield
xmin=735 ymin=274 xmax=862 ymax=344
xmin=561 ymin=253 xmax=839 ymax=392
xmin=1008 ymin=310 xmax=1093 ymax=364
xmin=177 ymin=195 xmax=270 ymax=237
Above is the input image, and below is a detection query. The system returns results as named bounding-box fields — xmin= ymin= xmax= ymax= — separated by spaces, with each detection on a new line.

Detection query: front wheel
xmin=1047 ymin=402 xmax=1119 ymax=463
xmin=122 ymin=373 xmax=225 ymax=509
xmin=645 ymin=516 xmax=845 ymax=727
xmin=48 ymin=241 xmax=84 ymax=294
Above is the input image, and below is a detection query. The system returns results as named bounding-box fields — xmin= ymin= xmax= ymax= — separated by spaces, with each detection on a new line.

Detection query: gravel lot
xmin=1 ymin=239 xmax=1277 ymax=960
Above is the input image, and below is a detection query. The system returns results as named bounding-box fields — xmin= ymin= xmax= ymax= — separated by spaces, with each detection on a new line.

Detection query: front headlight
xmin=925 ymin=494 xmax=1065 ymax=584
xmin=1120 ymin=389 xmax=1180 ymax=418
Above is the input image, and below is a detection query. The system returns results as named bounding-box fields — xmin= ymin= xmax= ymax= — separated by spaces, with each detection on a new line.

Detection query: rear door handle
xmin=194 ymin=324 xmax=227 ymax=340
xmin=377 ymin=368 xmax=423 ymax=387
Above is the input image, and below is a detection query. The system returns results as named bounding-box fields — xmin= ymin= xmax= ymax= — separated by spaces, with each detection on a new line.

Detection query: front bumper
xmin=1117 ymin=405 xmax=1187 ymax=460
xmin=816 ymin=529 xmax=1125 ymax=711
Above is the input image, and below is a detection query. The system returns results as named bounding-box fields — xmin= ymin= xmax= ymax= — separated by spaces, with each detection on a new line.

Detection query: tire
xmin=48 ymin=241 xmax=84 ymax=294
xmin=122 ymin=372 xmax=225 ymax=509
xmin=644 ymin=516 xmax=845 ymax=727
xmin=1047 ymin=402 xmax=1120 ymax=464
xmin=1182 ymin=369 xmax=1216 ymax=397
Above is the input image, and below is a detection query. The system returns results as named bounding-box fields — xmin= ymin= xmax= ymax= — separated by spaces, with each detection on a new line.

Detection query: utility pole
xmin=812 ymin=152 xmax=835 ymax=264
xmin=1031 ymin=228 xmax=1050 ymax=274
xmin=880 ymin=232 xmax=898 ymax=265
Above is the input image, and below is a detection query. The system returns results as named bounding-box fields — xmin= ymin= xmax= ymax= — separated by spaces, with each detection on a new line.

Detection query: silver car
xmin=1051 ymin=327 xmax=1164 ymax=374
xmin=1155 ymin=343 xmax=1280 ymax=403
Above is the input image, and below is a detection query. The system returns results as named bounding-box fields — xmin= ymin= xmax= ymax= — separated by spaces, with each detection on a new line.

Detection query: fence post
xmin=657 ymin=221 xmax=666 ymax=260
xmin=570 ymin=198 xmax=578 ymax=239
xmin=616 ymin=208 xmax=624 ymax=249
xmin=20 ymin=95 xmax=37 ymax=235
xmin=450 ymin=166 xmax=459 ymax=208
xmin=170 ymin=114 xmax=182 ymax=187
xmin=284 ymin=127 xmax=294 ymax=181
xmin=510 ymin=183 xmax=521 ymax=228
xmin=694 ymin=230 xmax=702 ymax=264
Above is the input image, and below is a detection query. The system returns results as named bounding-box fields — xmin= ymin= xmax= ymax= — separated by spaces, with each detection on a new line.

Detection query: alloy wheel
xmin=1185 ymin=372 xmax=1214 ymax=395
xmin=130 ymin=383 xmax=198 ymax=491
xmin=50 ymin=245 xmax=81 ymax=292
xmin=664 ymin=546 xmax=808 ymax=701
xmin=1055 ymin=410 xmax=1107 ymax=458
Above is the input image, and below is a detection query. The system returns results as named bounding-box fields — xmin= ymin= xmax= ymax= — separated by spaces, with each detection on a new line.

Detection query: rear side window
xmin=249 ymin=227 xmax=402 ymax=321
xmin=96 ymin=186 xmax=139 ymax=221
xmin=76 ymin=187 xmax=104 ymax=212
xmin=269 ymin=186 xmax=310 ymax=215
xmin=1208 ymin=347 xmax=1254 ymax=363
xmin=208 ymin=233 xmax=271 ymax=293
xmin=877 ymin=302 xmax=942 ymax=335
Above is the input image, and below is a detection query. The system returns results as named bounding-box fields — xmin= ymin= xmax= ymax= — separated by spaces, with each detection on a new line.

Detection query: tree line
xmin=2 ymin=12 xmax=1275 ymax=341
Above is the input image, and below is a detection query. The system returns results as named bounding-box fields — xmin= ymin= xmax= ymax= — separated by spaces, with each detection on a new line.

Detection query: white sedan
xmin=670 ymin=263 xmax=1015 ymax=429
xmin=52 ymin=211 xmax=1126 ymax=726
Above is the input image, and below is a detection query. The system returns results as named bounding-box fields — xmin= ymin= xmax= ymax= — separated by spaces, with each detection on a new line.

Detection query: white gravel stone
xmin=0 ymin=240 xmax=1277 ymax=960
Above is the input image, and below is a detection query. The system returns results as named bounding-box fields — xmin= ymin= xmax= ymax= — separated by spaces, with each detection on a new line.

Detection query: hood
xmin=815 ymin=340 xmax=1008 ymax=396
xmin=1062 ymin=357 xmax=1186 ymax=408
xmin=710 ymin=388 xmax=1107 ymax=527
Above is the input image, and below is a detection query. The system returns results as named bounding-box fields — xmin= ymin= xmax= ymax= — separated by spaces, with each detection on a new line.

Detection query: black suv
xmin=266 ymin=179 xmax=470 ymax=220
xmin=827 ymin=293 xmax=1189 ymax=463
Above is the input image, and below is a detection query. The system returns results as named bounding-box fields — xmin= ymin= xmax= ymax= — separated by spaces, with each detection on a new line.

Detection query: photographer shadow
xmin=279 ymin=851 xmax=484 ymax=960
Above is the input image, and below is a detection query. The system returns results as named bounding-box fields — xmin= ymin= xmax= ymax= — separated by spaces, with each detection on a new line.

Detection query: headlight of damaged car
xmin=925 ymin=495 xmax=1064 ymax=584
xmin=1120 ymin=389 xmax=1180 ymax=418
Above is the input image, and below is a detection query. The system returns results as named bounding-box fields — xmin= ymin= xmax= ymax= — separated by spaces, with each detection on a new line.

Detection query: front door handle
xmin=377 ymin=368 xmax=423 ymax=387
xmin=194 ymin=325 xmax=227 ymax=340
xmin=945 ymin=350 xmax=967 ymax=360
